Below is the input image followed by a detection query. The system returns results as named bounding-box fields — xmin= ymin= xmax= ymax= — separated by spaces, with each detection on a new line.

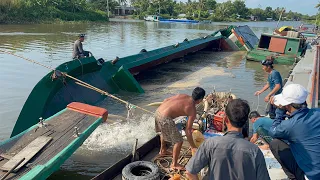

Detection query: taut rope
xmin=0 ymin=50 xmax=154 ymax=114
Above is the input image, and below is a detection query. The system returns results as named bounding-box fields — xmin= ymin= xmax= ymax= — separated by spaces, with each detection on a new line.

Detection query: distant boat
xmin=144 ymin=15 xmax=199 ymax=23
xmin=159 ymin=18 xmax=199 ymax=23
xmin=144 ymin=15 xmax=160 ymax=22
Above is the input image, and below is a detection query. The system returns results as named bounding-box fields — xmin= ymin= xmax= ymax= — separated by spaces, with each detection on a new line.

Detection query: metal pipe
xmin=131 ymin=139 xmax=138 ymax=162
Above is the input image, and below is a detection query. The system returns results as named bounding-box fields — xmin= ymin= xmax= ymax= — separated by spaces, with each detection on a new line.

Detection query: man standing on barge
xmin=255 ymin=59 xmax=283 ymax=119
xmin=155 ymin=87 xmax=206 ymax=170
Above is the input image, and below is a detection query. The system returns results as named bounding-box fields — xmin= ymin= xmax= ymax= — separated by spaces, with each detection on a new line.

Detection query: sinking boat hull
xmin=11 ymin=26 xmax=253 ymax=137
xmin=246 ymin=49 xmax=299 ymax=64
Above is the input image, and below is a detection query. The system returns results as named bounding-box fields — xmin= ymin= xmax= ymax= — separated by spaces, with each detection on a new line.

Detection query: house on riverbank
xmin=114 ymin=6 xmax=136 ymax=16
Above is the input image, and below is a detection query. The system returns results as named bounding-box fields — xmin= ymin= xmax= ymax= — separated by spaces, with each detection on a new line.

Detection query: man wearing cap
xmin=269 ymin=84 xmax=320 ymax=180
xmin=72 ymin=34 xmax=90 ymax=59
xmin=254 ymin=59 xmax=283 ymax=119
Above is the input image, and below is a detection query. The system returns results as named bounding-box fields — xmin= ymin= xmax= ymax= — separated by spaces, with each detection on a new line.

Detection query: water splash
xmin=82 ymin=114 xmax=157 ymax=152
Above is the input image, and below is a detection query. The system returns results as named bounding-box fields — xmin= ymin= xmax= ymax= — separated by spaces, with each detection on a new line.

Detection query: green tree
xmin=205 ymin=0 xmax=216 ymax=10
xmin=233 ymin=0 xmax=248 ymax=18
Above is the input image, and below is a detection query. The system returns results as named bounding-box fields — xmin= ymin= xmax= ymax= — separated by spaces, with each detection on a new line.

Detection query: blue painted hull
xmin=159 ymin=19 xmax=199 ymax=23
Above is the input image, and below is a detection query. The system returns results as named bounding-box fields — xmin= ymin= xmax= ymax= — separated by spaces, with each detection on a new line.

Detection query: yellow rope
xmin=0 ymin=50 xmax=155 ymax=115
xmin=74 ymin=81 xmax=154 ymax=114
xmin=153 ymin=147 xmax=191 ymax=179
xmin=0 ymin=50 xmax=54 ymax=70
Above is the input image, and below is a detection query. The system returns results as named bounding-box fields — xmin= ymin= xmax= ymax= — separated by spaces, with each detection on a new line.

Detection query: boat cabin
xmin=257 ymin=33 xmax=304 ymax=56
xmin=246 ymin=33 xmax=307 ymax=64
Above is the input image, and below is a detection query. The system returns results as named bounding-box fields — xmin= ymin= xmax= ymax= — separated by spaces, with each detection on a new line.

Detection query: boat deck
xmin=112 ymin=140 xmax=191 ymax=180
xmin=0 ymin=108 xmax=103 ymax=180
xmin=106 ymin=135 xmax=288 ymax=180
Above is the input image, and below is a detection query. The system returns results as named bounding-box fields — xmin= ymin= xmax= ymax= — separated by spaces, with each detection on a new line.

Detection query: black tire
xmin=122 ymin=161 xmax=160 ymax=180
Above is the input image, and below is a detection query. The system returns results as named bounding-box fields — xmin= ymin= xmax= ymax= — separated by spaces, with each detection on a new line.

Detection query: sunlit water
xmin=0 ymin=20 xmax=301 ymax=178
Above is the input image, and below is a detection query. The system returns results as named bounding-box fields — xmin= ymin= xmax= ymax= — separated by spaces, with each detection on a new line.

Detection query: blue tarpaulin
xmin=234 ymin=25 xmax=259 ymax=50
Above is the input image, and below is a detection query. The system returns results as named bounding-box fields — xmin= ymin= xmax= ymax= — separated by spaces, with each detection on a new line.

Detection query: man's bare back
xmin=157 ymin=94 xmax=195 ymax=119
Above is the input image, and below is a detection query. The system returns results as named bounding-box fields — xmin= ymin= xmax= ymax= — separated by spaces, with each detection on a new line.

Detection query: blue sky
xmin=178 ymin=0 xmax=319 ymax=15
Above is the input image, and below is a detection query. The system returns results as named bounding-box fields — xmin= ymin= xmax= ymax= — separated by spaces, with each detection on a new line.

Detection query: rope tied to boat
xmin=153 ymin=147 xmax=191 ymax=180
xmin=0 ymin=49 xmax=154 ymax=115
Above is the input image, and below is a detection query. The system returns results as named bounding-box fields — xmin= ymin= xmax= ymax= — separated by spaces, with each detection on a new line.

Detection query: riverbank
xmin=0 ymin=1 xmax=108 ymax=24
xmin=0 ymin=10 xmax=108 ymax=24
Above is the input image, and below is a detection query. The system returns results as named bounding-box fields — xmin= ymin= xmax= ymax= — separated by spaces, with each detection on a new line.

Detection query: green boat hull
xmin=12 ymin=25 xmax=258 ymax=137
xmin=11 ymin=28 xmax=234 ymax=137
xmin=246 ymin=49 xmax=299 ymax=64
xmin=1 ymin=102 xmax=107 ymax=180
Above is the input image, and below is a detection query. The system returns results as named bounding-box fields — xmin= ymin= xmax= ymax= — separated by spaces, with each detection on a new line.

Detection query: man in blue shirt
xmin=249 ymin=111 xmax=273 ymax=149
xmin=269 ymin=83 xmax=320 ymax=180
xmin=255 ymin=60 xmax=283 ymax=119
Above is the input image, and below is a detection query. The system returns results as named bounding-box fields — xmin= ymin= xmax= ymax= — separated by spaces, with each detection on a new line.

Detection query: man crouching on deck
xmin=155 ymin=87 xmax=206 ymax=170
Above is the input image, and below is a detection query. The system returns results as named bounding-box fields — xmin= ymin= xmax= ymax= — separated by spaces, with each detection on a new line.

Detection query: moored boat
xmin=144 ymin=15 xmax=161 ymax=22
xmin=246 ymin=32 xmax=308 ymax=64
xmin=0 ymin=102 xmax=108 ymax=180
xmin=159 ymin=18 xmax=199 ymax=23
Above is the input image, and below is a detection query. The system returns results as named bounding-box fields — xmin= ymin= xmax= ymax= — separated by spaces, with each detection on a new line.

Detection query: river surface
xmin=0 ymin=20 xmax=302 ymax=178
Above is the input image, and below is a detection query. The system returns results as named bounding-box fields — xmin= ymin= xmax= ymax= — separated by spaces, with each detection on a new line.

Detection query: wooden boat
xmin=0 ymin=102 xmax=108 ymax=180
xmin=11 ymin=25 xmax=255 ymax=138
xmin=246 ymin=33 xmax=308 ymax=64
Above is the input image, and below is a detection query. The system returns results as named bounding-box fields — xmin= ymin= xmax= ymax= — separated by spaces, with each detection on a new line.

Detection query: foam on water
xmin=82 ymin=114 xmax=157 ymax=152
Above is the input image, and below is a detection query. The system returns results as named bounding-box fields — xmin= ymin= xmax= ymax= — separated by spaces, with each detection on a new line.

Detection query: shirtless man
xmin=155 ymin=87 xmax=206 ymax=170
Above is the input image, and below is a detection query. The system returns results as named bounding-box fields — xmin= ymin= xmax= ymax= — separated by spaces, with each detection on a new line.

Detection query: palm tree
xmin=316 ymin=2 xmax=320 ymax=11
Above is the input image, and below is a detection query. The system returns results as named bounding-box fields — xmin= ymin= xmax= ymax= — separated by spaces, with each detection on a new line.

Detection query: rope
xmin=76 ymin=58 xmax=84 ymax=76
xmin=256 ymin=94 xmax=260 ymax=111
xmin=0 ymin=49 xmax=154 ymax=115
xmin=0 ymin=50 xmax=54 ymax=70
xmin=153 ymin=147 xmax=191 ymax=180
xmin=74 ymin=81 xmax=154 ymax=114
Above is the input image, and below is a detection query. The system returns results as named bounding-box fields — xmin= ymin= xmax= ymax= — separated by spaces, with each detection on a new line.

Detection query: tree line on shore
xmin=0 ymin=0 xmax=108 ymax=24
xmin=0 ymin=0 xmax=317 ymax=24
xmin=128 ymin=0 xmax=315 ymax=22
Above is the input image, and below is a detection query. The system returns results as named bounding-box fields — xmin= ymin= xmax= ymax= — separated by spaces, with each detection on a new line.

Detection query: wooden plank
xmin=0 ymin=136 xmax=52 ymax=172
xmin=0 ymin=154 xmax=12 ymax=160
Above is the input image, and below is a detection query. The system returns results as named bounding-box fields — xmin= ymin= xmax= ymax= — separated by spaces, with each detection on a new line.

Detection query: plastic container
xmin=213 ymin=111 xmax=225 ymax=132
xmin=172 ymin=174 xmax=180 ymax=180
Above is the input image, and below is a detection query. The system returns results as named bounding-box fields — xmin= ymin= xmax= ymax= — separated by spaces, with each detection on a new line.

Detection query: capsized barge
xmin=11 ymin=25 xmax=257 ymax=138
